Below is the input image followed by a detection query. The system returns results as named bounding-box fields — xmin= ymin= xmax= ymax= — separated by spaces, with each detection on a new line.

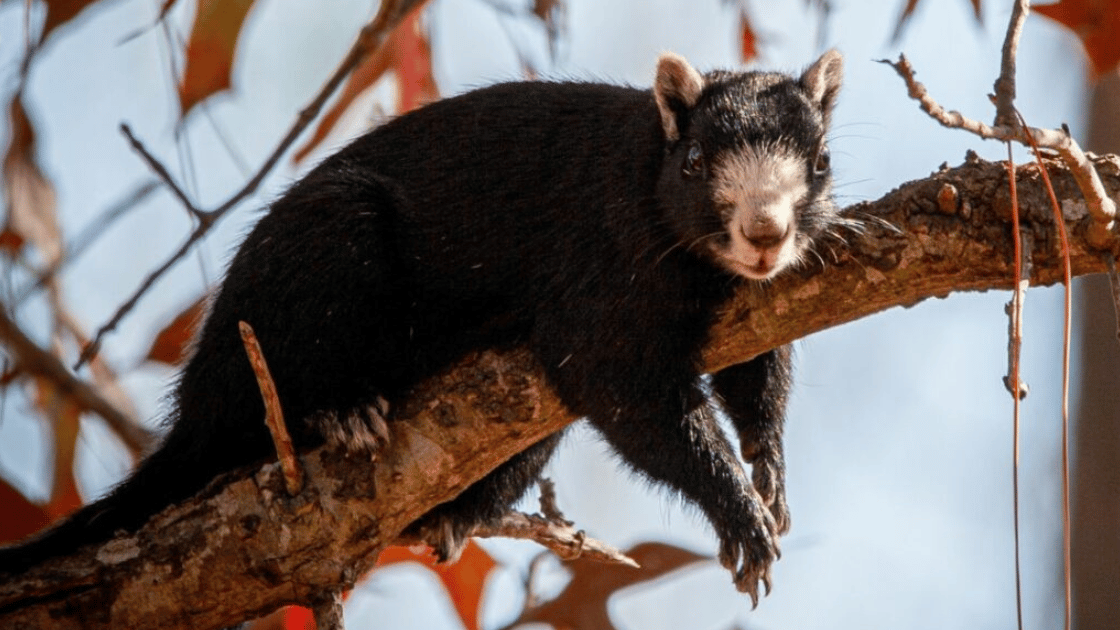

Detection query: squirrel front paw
xmin=746 ymin=447 xmax=790 ymax=535
xmin=716 ymin=487 xmax=781 ymax=606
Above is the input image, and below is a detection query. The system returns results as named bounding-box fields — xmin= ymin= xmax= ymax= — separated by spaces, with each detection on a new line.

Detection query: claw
xmin=745 ymin=579 xmax=760 ymax=608
xmin=414 ymin=513 xmax=470 ymax=564
xmin=369 ymin=408 xmax=391 ymax=448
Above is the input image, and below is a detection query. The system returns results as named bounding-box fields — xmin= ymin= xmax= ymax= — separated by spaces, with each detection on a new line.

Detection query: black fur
xmin=0 ymin=53 xmax=841 ymax=600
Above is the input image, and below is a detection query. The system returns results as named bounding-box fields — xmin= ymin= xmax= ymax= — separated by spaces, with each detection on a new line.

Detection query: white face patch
xmin=709 ymin=145 xmax=809 ymax=280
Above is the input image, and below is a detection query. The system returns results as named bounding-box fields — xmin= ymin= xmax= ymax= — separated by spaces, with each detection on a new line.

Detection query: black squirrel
xmin=0 ymin=50 xmax=843 ymax=602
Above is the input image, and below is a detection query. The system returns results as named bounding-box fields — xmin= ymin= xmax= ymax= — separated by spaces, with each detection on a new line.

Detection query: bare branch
xmin=882 ymin=33 xmax=1117 ymax=248
xmin=993 ymin=0 xmax=1029 ymax=127
xmin=397 ymin=478 xmax=637 ymax=566
xmin=482 ymin=512 xmax=638 ymax=566
xmin=119 ymin=124 xmax=203 ymax=219
xmin=75 ymin=221 xmax=209 ymax=368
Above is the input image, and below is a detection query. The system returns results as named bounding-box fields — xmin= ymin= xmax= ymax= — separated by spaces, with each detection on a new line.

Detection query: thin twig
xmin=481 ymin=512 xmax=638 ymax=566
xmin=880 ymin=55 xmax=1117 ymax=247
xmin=119 ymin=124 xmax=203 ymax=219
xmin=394 ymin=508 xmax=638 ymax=567
xmin=993 ymin=0 xmax=1029 ymax=127
xmin=75 ymin=222 xmax=208 ymax=368
xmin=537 ymin=477 xmax=569 ymax=523
xmin=239 ymin=321 xmax=302 ymax=496
xmin=77 ymin=0 xmax=429 ymax=369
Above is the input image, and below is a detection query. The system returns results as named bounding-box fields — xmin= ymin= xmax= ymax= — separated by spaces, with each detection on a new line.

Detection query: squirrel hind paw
xmin=312 ymin=399 xmax=392 ymax=458
xmin=410 ymin=513 xmax=472 ymax=564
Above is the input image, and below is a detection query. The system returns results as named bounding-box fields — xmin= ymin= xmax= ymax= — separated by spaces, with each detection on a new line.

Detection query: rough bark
xmin=1 ymin=154 xmax=1118 ymax=629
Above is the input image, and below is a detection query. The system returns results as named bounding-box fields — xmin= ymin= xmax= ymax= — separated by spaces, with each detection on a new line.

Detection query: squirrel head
xmin=654 ymin=50 xmax=844 ymax=281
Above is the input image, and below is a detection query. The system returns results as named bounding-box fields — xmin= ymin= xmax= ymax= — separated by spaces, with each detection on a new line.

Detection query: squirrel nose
xmin=741 ymin=220 xmax=789 ymax=249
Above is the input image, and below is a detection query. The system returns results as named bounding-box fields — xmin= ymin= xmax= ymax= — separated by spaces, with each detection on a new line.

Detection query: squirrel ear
xmin=800 ymin=49 xmax=843 ymax=124
xmin=654 ymin=53 xmax=705 ymax=143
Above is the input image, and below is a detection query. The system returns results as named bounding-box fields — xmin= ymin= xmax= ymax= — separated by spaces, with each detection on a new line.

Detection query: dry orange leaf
xmin=31 ymin=377 xmax=85 ymax=521
xmin=1035 ymin=0 xmax=1120 ymax=76
xmin=3 ymin=96 xmax=62 ymax=265
xmin=293 ymin=2 xmax=437 ymax=164
xmin=893 ymin=0 xmax=984 ymax=41
xmin=178 ymin=0 xmax=259 ymax=119
xmin=739 ymin=10 xmax=758 ymax=63
xmin=376 ymin=542 xmax=497 ymax=630
xmin=40 ymin=0 xmax=104 ymax=42
xmin=0 ymin=477 xmax=51 ymax=545
xmin=511 ymin=542 xmax=708 ymax=630
xmin=0 ymin=227 xmax=25 ymax=255
xmin=246 ymin=605 xmax=315 ymax=630
xmin=533 ymin=0 xmax=565 ymax=54
xmin=146 ymin=297 xmax=207 ymax=365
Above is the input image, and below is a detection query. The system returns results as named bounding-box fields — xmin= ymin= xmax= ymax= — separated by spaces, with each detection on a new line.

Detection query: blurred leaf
xmin=1035 ymin=0 xmax=1120 ymax=76
xmin=0 ymin=227 xmax=25 ymax=255
xmin=533 ymin=0 xmax=565 ymax=56
xmin=376 ymin=542 xmax=497 ymax=630
xmin=3 ymin=95 xmax=62 ymax=266
xmin=145 ymin=297 xmax=207 ymax=365
xmin=511 ymin=542 xmax=708 ymax=630
xmin=894 ymin=0 xmax=920 ymax=38
xmin=739 ymin=10 xmax=758 ymax=62
xmin=892 ymin=0 xmax=984 ymax=42
xmin=178 ymin=0 xmax=259 ymax=118
xmin=246 ymin=605 xmax=315 ymax=630
xmin=293 ymin=4 xmax=436 ymax=164
xmin=31 ymin=377 xmax=84 ymax=520
xmin=41 ymin=0 xmax=104 ymax=42
xmin=0 ymin=477 xmax=51 ymax=545
xmin=532 ymin=0 xmax=563 ymax=26
xmin=392 ymin=7 xmax=437 ymax=114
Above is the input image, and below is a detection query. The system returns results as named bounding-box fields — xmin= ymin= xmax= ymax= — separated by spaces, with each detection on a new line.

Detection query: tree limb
xmin=1 ymin=155 xmax=1118 ymax=629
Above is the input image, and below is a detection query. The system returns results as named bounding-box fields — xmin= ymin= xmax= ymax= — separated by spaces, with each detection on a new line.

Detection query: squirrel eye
xmin=682 ymin=141 xmax=705 ymax=177
xmin=813 ymin=144 xmax=831 ymax=175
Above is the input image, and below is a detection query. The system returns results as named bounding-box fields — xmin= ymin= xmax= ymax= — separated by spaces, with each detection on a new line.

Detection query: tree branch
xmin=881 ymin=52 xmax=1117 ymax=248
xmin=1 ymin=155 xmax=1117 ymax=629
